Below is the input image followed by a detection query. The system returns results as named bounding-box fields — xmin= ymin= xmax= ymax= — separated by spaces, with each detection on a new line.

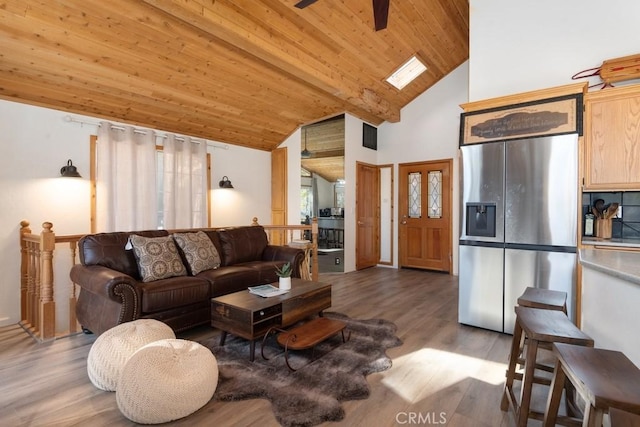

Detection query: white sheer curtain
xmin=96 ymin=122 xmax=158 ymax=232
xmin=162 ymin=134 xmax=208 ymax=229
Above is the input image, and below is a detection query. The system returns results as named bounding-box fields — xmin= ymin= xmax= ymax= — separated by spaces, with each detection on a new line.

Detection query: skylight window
xmin=386 ymin=56 xmax=427 ymax=90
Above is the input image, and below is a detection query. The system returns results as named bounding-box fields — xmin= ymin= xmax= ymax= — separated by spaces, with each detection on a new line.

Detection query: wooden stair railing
xmin=252 ymin=217 xmax=319 ymax=282
xmin=19 ymin=218 xmax=318 ymax=341
xmin=19 ymin=221 xmax=83 ymax=342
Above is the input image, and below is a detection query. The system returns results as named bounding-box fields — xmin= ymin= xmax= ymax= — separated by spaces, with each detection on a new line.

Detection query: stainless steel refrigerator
xmin=458 ymin=134 xmax=578 ymax=333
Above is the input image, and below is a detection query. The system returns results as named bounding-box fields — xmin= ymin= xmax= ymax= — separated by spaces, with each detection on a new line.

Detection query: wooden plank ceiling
xmin=0 ymin=0 xmax=469 ymax=151
xmin=301 ymin=115 xmax=345 ymax=182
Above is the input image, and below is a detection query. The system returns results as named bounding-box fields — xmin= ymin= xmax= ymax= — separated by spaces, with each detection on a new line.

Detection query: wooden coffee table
xmin=211 ymin=278 xmax=332 ymax=361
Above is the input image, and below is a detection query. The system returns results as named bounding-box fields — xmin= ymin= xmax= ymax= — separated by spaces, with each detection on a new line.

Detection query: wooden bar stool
xmin=515 ymin=288 xmax=569 ymax=373
xmin=318 ymin=228 xmax=328 ymax=248
xmin=501 ymin=307 xmax=594 ymax=427
xmin=508 ymin=288 xmax=568 ymax=379
xmin=335 ymin=228 xmax=343 ymax=248
xmin=544 ymin=343 xmax=640 ymax=427
xmin=515 ymin=288 xmax=584 ymax=419
xmin=326 ymin=228 xmax=336 ymax=248
xmin=518 ymin=287 xmax=567 ymax=313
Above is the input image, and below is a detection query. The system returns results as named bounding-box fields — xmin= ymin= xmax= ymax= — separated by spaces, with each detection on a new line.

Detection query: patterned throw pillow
xmin=129 ymin=234 xmax=188 ymax=282
xmin=172 ymin=231 xmax=221 ymax=275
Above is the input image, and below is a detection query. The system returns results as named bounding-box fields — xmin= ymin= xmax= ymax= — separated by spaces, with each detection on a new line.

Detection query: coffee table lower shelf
xmin=261 ymin=317 xmax=349 ymax=371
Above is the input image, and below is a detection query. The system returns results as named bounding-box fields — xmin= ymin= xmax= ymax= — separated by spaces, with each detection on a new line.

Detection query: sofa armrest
xmin=261 ymin=245 xmax=305 ymax=278
xmin=70 ymin=264 xmax=142 ymax=324
xmin=71 ymin=264 xmax=138 ymax=299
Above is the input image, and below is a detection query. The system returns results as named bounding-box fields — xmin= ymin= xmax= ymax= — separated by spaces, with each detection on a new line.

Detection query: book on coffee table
xmin=248 ymin=284 xmax=289 ymax=298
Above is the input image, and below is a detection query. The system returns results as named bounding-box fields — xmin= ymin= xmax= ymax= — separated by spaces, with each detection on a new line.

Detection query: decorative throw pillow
xmin=172 ymin=231 xmax=221 ymax=275
xmin=129 ymin=234 xmax=187 ymax=282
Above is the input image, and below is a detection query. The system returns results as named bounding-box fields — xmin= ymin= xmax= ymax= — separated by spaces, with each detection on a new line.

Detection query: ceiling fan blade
xmin=294 ymin=0 xmax=319 ymax=9
xmin=372 ymin=0 xmax=389 ymax=31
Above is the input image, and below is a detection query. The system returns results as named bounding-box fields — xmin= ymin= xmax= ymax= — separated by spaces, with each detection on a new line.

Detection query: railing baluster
xmin=19 ymin=221 xmax=31 ymax=326
xmin=28 ymin=241 xmax=37 ymax=332
xmin=69 ymin=240 xmax=80 ymax=333
xmin=39 ymin=222 xmax=56 ymax=340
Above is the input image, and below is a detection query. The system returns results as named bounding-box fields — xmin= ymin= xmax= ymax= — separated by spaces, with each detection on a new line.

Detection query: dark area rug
xmin=200 ymin=312 xmax=402 ymax=427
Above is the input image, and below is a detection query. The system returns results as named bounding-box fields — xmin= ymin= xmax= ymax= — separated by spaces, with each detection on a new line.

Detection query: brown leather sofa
xmin=70 ymin=225 xmax=304 ymax=335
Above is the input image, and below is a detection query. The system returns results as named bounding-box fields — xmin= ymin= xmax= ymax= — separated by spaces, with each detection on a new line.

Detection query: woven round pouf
xmin=116 ymin=339 xmax=218 ymax=424
xmin=87 ymin=319 xmax=175 ymax=391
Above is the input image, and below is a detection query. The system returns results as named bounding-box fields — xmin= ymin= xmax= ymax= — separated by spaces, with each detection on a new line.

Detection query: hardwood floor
xmin=1 ymin=267 xmax=543 ymax=426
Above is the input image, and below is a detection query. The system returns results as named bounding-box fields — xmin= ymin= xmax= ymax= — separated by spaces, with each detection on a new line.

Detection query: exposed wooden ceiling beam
xmin=140 ymin=0 xmax=401 ymax=123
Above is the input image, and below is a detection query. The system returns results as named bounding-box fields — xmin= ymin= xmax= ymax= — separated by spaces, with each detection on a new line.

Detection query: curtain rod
xmin=63 ymin=115 xmax=229 ymax=150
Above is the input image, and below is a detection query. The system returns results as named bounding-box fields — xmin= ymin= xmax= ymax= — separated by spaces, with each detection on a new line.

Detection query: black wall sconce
xmin=60 ymin=159 xmax=82 ymax=178
xmin=218 ymin=176 xmax=234 ymax=188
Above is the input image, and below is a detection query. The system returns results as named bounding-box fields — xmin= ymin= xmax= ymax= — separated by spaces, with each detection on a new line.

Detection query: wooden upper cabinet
xmin=584 ymin=84 xmax=640 ymax=190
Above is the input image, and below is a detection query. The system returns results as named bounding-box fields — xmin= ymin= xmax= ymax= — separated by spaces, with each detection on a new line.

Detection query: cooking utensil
xmin=605 ymin=202 xmax=619 ymax=219
xmin=594 ymin=199 xmax=605 ymax=215
xmin=591 ymin=206 xmax=601 ymax=218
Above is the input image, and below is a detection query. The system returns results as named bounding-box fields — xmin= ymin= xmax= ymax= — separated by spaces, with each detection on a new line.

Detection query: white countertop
xmin=579 ymin=249 xmax=640 ymax=285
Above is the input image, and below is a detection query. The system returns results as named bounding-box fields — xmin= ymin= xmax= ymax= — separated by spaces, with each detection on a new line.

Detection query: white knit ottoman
xmin=116 ymin=339 xmax=218 ymax=424
xmin=87 ymin=319 xmax=175 ymax=391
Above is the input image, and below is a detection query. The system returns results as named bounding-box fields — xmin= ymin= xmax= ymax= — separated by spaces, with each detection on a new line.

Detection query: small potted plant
xmin=276 ymin=262 xmax=292 ymax=290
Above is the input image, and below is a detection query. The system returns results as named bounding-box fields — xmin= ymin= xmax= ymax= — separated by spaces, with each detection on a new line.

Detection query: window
xmin=408 ymin=172 xmax=421 ymax=218
xmin=386 ymin=55 xmax=428 ymax=90
xmin=301 ymin=187 xmax=313 ymax=221
xmin=301 ymin=174 xmax=313 ymax=222
xmin=334 ymin=181 xmax=345 ymax=208
xmin=428 ymin=170 xmax=442 ymax=219
xmin=90 ymin=135 xmax=211 ymax=232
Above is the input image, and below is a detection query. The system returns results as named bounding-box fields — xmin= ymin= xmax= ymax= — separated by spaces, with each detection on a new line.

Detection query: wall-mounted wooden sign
xmin=460 ymin=94 xmax=582 ymax=145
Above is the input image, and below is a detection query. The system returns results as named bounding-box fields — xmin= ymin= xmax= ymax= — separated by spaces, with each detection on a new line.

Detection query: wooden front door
xmin=398 ymin=159 xmax=452 ymax=272
xmin=356 ymin=162 xmax=379 ymax=270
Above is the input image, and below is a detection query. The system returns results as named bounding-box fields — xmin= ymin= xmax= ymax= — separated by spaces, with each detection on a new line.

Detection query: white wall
xmin=469 ymin=0 xmax=640 ymax=101
xmin=210 ymin=144 xmax=271 ymax=227
xmin=0 ymin=100 xmax=273 ymax=327
xmin=0 ymin=101 xmax=93 ymax=329
xmin=379 ymin=166 xmax=392 ymax=264
xmin=582 ymin=267 xmax=640 ymax=366
xmin=378 ymin=62 xmax=469 ymax=274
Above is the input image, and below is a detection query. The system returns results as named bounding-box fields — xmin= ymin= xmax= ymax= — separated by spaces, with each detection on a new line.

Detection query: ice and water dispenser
xmin=465 ymin=203 xmax=496 ymax=237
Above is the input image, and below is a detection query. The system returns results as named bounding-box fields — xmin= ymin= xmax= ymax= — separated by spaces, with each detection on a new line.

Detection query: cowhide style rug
xmin=201 ymin=312 xmax=402 ymax=427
